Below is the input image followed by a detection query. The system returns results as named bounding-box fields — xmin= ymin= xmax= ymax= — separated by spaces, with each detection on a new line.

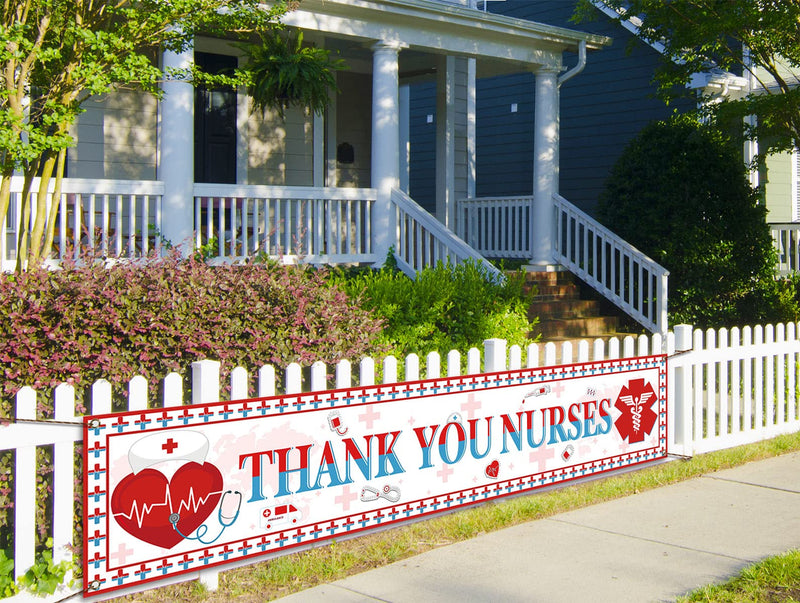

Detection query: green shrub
xmin=597 ymin=117 xmax=799 ymax=327
xmin=334 ymin=261 xmax=535 ymax=361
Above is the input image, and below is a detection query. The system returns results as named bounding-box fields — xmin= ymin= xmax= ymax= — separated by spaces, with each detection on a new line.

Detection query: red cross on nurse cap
xmin=127 ymin=430 xmax=209 ymax=474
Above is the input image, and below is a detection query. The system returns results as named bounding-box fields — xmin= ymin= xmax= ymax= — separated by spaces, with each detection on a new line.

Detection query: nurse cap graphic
xmin=110 ymin=430 xmax=240 ymax=549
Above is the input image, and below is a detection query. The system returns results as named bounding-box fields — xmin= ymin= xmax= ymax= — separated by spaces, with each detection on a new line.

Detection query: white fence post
xmin=405 ymin=354 xmax=420 ymax=382
xmin=286 ymin=363 xmax=303 ymax=394
xmin=466 ymin=348 xmax=481 ymax=374
xmin=484 ymin=339 xmax=507 ymax=373
xmin=672 ymin=324 xmax=694 ymax=456
xmin=311 ymin=361 xmax=327 ymax=391
xmin=258 ymin=365 xmax=276 ymax=398
xmin=231 ymin=366 xmax=249 ymax=400
xmin=192 ymin=359 xmax=221 ymax=405
xmin=53 ymin=385 xmax=76 ymax=569
xmin=14 ymin=387 xmax=36 ymax=582
xmin=164 ymin=372 xmax=184 ymax=406
xmin=336 ymin=359 xmax=352 ymax=389
xmin=382 ymin=356 xmax=397 ymax=384
xmin=446 ymin=350 xmax=461 ymax=376
xmin=190 ymin=359 xmax=221 ymax=591
xmin=426 ymin=352 xmax=441 ymax=379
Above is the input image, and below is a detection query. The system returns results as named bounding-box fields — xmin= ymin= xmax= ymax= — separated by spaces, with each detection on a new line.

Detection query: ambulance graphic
xmin=260 ymin=504 xmax=302 ymax=530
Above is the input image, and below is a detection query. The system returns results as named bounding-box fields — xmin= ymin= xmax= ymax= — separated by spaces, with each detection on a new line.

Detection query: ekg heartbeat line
xmin=114 ymin=487 xmax=224 ymax=528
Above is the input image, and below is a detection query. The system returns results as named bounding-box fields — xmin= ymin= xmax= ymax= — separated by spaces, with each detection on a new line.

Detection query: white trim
xmin=793 ymin=147 xmax=799 ymax=222
xmin=590 ymin=0 xmax=666 ymax=54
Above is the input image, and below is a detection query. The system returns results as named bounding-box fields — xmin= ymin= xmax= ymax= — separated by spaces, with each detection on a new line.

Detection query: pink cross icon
xmin=334 ymin=485 xmax=359 ymax=512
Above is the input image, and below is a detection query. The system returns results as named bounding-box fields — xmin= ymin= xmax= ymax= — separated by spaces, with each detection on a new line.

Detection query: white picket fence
xmin=4 ymin=322 xmax=800 ymax=601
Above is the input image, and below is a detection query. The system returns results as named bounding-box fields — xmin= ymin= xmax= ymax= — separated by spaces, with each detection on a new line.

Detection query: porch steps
xmin=521 ymin=271 xmax=642 ymax=354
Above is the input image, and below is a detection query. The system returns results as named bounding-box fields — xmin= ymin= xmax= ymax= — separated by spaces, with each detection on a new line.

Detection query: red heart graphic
xmin=485 ymin=460 xmax=499 ymax=479
xmin=111 ymin=462 xmax=223 ymax=549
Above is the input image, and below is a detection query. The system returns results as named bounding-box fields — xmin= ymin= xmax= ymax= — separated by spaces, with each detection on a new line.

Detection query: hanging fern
xmin=240 ymin=30 xmax=346 ymax=117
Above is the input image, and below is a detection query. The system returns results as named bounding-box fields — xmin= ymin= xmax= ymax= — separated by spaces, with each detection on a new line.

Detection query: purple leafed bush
xmin=0 ymin=253 xmax=385 ymax=413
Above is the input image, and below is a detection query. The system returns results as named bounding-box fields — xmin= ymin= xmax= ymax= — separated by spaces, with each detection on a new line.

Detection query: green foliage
xmin=16 ymin=540 xmax=73 ymax=596
xmin=334 ymin=261 xmax=535 ymax=361
xmin=574 ymin=0 xmax=800 ymax=156
xmin=0 ymin=549 xmax=16 ymax=598
xmin=239 ymin=30 xmax=346 ymax=117
xmin=597 ymin=117 xmax=799 ymax=327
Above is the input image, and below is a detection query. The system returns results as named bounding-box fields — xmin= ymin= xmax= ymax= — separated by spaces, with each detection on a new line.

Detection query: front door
xmin=194 ymin=52 xmax=238 ymax=184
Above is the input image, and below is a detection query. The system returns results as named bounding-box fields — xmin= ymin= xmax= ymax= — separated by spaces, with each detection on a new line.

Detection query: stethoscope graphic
xmin=168 ymin=489 xmax=242 ymax=545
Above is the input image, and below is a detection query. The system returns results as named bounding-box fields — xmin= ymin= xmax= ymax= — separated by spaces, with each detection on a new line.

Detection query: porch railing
xmin=553 ymin=194 xmax=669 ymax=334
xmin=2 ymin=177 xmax=164 ymax=270
xmin=455 ymin=194 xmax=532 ymax=259
xmin=770 ymin=223 xmax=800 ymax=276
xmin=455 ymin=194 xmax=669 ymax=333
xmin=193 ymin=184 xmax=378 ymax=265
xmin=391 ymin=188 xmax=503 ymax=280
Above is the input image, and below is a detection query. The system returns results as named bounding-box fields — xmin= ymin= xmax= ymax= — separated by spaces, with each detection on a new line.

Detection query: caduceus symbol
xmin=619 ymin=390 xmax=654 ymax=433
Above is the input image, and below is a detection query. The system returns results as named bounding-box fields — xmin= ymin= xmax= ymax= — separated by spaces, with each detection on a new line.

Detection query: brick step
xmin=535 ymin=316 xmax=621 ymax=339
xmin=528 ymin=299 xmax=601 ymax=319
xmin=528 ymin=284 xmax=580 ymax=299
xmin=519 ymin=270 xmax=576 ymax=286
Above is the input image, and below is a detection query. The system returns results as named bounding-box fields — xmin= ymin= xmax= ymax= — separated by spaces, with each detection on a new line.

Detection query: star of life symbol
xmin=613 ymin=378 xmax=657 ymax=444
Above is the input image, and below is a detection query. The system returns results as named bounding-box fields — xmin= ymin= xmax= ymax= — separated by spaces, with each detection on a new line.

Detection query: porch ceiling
xmin=279 ymin=0 xmax=610 ymax=74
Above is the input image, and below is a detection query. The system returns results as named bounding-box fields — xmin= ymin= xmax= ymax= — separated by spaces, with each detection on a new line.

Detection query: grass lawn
xmin=115 ymin=432 xmax=800 ymax=602
xmin=678 ymin=549 xmax=800 ymax=602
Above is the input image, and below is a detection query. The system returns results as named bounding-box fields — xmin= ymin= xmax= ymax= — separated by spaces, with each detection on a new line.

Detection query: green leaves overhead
xmin=575 ymin=0 xmax=800 ymax=155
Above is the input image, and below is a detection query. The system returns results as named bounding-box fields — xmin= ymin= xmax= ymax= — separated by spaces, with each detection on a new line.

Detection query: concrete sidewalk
xmin=274 ymin=452 xmax=800 ymax=602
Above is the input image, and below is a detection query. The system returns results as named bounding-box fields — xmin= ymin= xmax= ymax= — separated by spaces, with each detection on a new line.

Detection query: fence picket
xmin=52 ymin=385 xmax=76 ymax=568
xmin=286 ymin=363 xmax=302 ymax=394
xmin=383 ymin=357 xmax=398 ymax=384
xmin=360 ymin=357 xmax=375 ymax=386
xmin=426 ymin=352 xmax=441 ymax=379
xmin=765 ymin=325 xmax=775 ymax=429
xmin=255 ymin=365 xmax=273 ymax=398
xmin=231 ymin=367 xmax=249 ymax=400
xmin=164 ymin=372 xmax=183 ymax=406
xmin=467 ymin=348 xmax=480 ymax=374
xmin=447 ymin=351 xmax=461 ymax=376
xmin=336 ymin=359 xmax=352 ymax=389
xmin=311 ymin=361 xmax=327 ymax=391
xmin=14 ymin=388 xmax=36 ymax=581
xmin=730 ymin=328 xmax=741 ymax=434
xmin=405 ymin=354 xmax=420 ymax=382
xmin=754 ymin=325 xmax=764 ymax=434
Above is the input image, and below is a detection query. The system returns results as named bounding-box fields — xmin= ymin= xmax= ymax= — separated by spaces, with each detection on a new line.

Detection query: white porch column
xmin=529 ymin=65 xmax=560 ymax=269
xmin=159 ymin=44 xmax=195 ymax=253
xmin=399 ymin=84 xmax=410 ymax=193
xmin=436 ymin=55 xmax=456 ymax=229
xmin=371 ymin=40 xmax=406 ymax=262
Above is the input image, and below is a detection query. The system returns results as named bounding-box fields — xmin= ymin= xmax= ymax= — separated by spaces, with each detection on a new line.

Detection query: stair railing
xmin=770 ymin=222 xmax=800 ymax=276
xmin=390 ymin=188 xmax=503 ymax=281
xmin=553 ymin=194 xmax=668 ymax=334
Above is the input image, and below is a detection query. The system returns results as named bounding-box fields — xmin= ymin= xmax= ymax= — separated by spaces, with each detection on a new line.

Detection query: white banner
xmin=83 ymin=355 xmax=667 ymax=596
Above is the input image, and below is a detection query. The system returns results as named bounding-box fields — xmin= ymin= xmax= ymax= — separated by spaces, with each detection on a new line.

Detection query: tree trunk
xmin=14 ymin=165 xmax=37 ymax=272
xmin=27 ymin=150 xmax=58 ymax=268
xmin=41 ymin=147 xmax=66 ymax=262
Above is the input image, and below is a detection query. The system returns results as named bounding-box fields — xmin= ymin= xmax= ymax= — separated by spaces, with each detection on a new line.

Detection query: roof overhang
xmin=277 ymin=0 xmax=610 ymax=75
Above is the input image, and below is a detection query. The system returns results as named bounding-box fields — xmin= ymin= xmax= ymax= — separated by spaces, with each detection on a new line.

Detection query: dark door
xmin=194 ymin=52 xmax=238 ymax=183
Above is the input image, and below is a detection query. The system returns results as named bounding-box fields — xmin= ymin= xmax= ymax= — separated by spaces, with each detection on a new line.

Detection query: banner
xmin=83 ymin=354 xmax=667 ymax=596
